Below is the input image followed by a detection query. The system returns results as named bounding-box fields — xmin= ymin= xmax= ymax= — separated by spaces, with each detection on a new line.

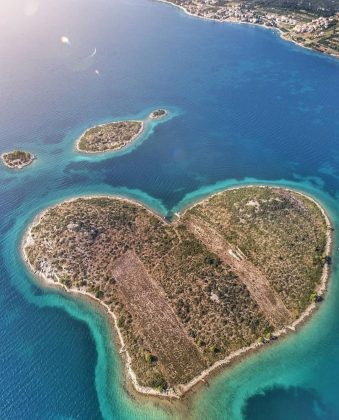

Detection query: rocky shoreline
xmin=1 ymin=150 xmax=35 ymax=169
xmin=22 ymin=186 xmax=333 ymax=399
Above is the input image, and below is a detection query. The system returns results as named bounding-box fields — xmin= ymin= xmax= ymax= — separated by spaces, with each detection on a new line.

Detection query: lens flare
xmin=60 ymin=36 xmax=71 ymax=46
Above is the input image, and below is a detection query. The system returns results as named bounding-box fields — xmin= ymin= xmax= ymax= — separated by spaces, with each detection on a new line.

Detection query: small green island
xmin=1 ymin=150 xmax=35 ymax=169
xmin=149 ymin=109 xmax=167 ymax=119
xmin=76 ymin=109 xmax=168 ymax=153
xmin=23 ymin=187 xmax=332 ymax=397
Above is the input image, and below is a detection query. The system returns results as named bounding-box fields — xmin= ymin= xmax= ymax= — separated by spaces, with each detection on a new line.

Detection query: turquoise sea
xmin=1 ymin=0 xmax=339 ymax=418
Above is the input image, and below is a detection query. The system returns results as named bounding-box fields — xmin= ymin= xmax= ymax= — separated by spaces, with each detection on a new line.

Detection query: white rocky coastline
xmin=21 ymin=186 xmax=333 ymax=399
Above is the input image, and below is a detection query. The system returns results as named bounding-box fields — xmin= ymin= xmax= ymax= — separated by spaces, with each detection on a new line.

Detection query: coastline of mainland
xmin=157 ymin=0 xmax=339 ymax=59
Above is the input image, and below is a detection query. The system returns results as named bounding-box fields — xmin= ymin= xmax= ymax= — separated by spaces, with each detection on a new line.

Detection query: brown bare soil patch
xmin=112 ymin=251 xmax=206 ymax=384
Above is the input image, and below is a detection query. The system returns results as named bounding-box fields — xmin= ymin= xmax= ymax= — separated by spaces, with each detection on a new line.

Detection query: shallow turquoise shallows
xmin=1 ymin=0 xmax=339 ymax=418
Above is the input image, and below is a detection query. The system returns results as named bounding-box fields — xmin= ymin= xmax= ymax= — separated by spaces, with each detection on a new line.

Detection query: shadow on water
xmin=242 ymin=386 xmax=335 ymax=420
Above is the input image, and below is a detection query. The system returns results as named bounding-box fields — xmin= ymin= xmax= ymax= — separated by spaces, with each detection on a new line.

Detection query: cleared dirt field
xmin=112 ymin=251 xmax=206 ymax=384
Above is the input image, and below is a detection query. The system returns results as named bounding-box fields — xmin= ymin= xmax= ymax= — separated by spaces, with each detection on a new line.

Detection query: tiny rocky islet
xmin=149 ymin=109 xmax=168 ymax=119
xmin=1 ymin=150 xmax=35 ymax=169
xmin=23 ymin=186 xmax=332 ymax=397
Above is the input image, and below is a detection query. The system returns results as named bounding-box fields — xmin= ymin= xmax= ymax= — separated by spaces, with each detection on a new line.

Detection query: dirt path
xmin=185 ymin=216 xmax=292 ymax=328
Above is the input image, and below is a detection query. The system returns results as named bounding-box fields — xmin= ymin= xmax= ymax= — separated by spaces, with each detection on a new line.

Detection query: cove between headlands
xmin=21 ymin=186 xmax=333 ymax=399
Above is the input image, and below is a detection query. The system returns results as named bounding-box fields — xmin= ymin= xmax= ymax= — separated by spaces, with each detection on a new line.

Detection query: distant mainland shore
xmin=158 ymin=0 xmax=339 ymax=59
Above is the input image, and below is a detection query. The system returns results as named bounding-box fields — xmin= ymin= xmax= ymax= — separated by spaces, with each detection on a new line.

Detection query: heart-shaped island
xmin=23 ymin=186 xmax=332 ymax=398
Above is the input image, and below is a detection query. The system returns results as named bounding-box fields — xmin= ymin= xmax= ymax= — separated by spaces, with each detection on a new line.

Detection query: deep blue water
xmin=0 ymin=0 xmax=339 ymax=418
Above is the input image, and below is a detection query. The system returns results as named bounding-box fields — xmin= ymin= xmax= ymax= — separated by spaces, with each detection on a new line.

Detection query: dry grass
xmin=25 ymin=187 xmax=328 ymax=390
